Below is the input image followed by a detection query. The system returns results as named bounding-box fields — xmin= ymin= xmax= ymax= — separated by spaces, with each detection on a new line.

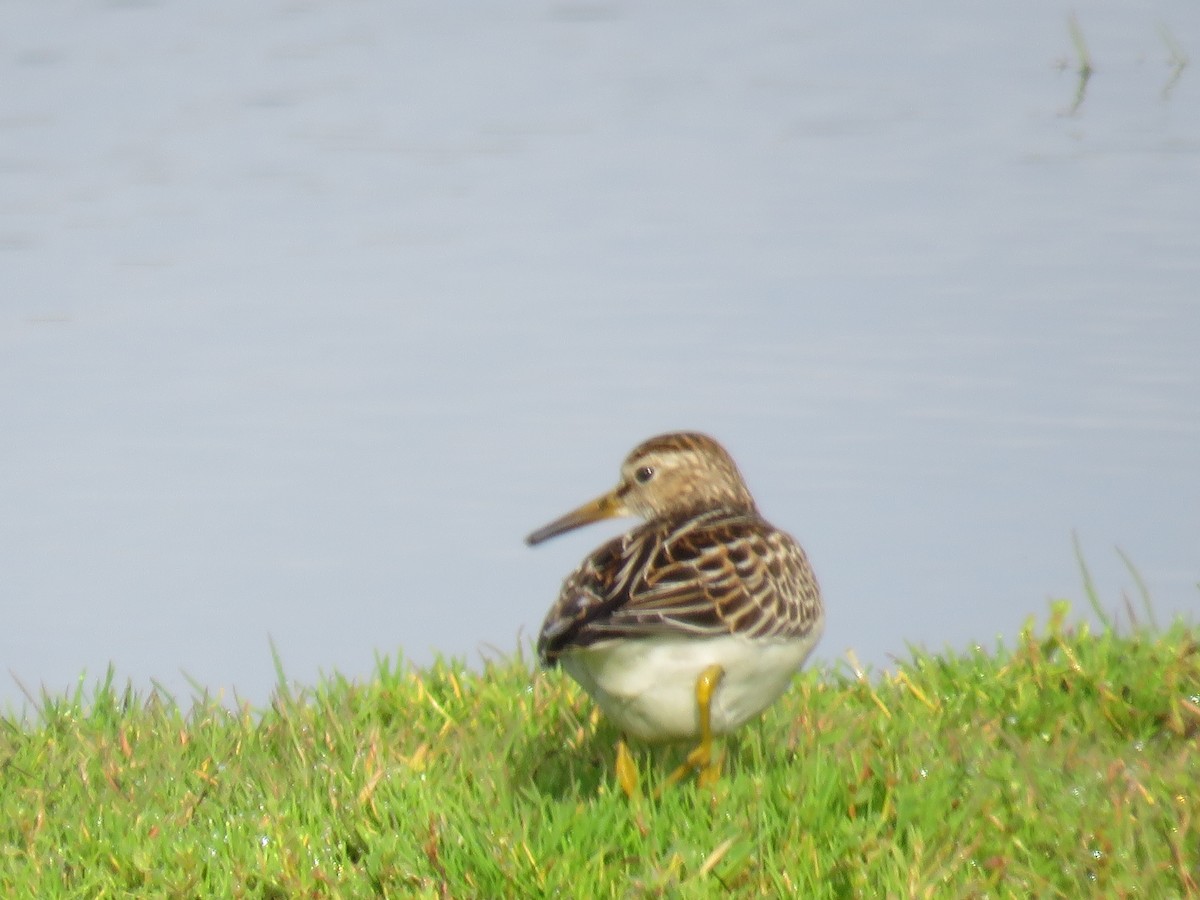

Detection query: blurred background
xmin=2 ymin=1 xmax=1197 ymax=710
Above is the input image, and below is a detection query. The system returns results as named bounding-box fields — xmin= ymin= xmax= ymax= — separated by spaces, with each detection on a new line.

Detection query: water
xmin=2 ymin=1 xmax=1197 ymax=710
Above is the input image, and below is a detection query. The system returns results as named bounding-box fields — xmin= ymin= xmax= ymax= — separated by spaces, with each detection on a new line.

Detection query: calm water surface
xmin=2 ymin=1 xmax=1198 ymax=709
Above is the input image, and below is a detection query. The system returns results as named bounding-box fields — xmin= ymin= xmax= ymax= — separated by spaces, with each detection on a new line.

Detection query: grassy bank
xmin=1 ymin=602 xmax=1197 ymax=897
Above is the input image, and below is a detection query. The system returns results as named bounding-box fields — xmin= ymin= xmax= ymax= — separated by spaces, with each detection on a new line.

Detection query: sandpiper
xmin=527 ymin=432 xmax=824 ymax=793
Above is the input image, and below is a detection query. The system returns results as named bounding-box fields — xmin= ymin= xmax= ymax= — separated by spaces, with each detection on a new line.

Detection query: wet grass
xmin=1 ymin=601 xmax=1197 ymax=897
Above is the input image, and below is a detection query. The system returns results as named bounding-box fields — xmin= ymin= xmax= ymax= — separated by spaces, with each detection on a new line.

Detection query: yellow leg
xmin=657 ymin=664 xmax=726 ymax=794
xmin=615 ymin=738 xmax=640 ymax=799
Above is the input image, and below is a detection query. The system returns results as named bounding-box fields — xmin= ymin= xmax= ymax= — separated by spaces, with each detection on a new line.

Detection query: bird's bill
xmin=525 ymin=489 xmax=625 ymax=546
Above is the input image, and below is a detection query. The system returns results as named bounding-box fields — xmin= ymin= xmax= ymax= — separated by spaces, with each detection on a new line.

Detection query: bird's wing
xmin=536 ymin=512 xmax=821 ymax=664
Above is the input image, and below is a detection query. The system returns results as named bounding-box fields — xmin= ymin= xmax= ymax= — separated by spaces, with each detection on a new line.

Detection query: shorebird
xmin=527 ymin=432 xmax=824 ymax=794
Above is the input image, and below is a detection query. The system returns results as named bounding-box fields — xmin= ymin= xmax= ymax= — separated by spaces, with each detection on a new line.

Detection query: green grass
xmin=2 ymin=601 xmax=1197 ymax=898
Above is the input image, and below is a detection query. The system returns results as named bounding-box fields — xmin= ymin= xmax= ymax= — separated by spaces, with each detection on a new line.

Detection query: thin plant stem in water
xmin=1064 ymin=13 xmax=1094 ymax=116
xmin=1158 ymin=24 xmax=1189 ymax=100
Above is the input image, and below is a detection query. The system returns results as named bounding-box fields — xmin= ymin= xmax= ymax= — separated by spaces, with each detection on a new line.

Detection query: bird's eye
xmin=634 ymin=465 xmax=655 ymax=484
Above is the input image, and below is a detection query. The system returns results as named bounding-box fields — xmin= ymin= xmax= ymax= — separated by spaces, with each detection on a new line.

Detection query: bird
xmin=526 ymin=431 xmax=824 ymax=795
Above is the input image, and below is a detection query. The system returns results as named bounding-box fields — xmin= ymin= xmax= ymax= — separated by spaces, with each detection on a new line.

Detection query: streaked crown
xmin=616 ymin=432 xmax=756 ymax=521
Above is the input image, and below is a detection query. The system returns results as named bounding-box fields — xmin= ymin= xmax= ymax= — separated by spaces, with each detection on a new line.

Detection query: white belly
xmin=559 ymin=629 xmax=822 ymax=742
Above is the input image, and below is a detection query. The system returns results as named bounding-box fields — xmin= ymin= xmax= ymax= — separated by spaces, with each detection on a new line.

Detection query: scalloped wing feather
xmin=537 ymin=510 xmax=822 ymax=665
